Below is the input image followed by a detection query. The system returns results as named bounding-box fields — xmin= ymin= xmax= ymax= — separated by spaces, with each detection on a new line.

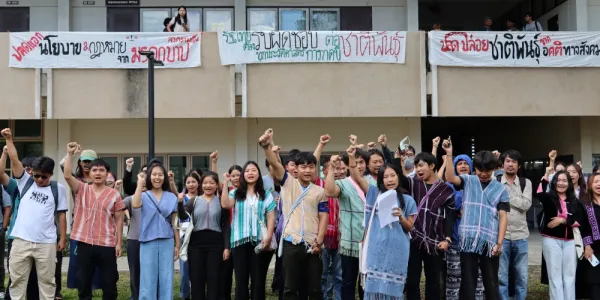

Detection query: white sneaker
xmin=0 ymin=291 xmax=6 ymax=299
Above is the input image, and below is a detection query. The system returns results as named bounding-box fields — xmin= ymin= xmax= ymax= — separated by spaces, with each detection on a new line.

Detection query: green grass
xmin=56 ymin=266 xmax=550 ymax=300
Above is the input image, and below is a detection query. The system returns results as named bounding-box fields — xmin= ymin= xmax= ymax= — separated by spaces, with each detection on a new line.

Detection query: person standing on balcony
xmin=506 ymin=19 xmax=519 ymax=31
xmin=497 ymin=151 xmax=532 ymax=300
xmin=443 ymin=140 xmax=509 ymax=300
xmin=483 ymin=17 xmax=493 ymax=31
xmin=168 ymin=6 xmax=190 ymax=32
xmin=523 ymin=12 xmax=543 ymax=31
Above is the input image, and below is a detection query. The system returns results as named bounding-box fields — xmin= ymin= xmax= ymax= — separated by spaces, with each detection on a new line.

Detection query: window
xmin=107 ymin=7 xmax=140 ymax=32
xmin=248 ymin=8 xmax=277 ymax=31
xmin=100 ymin=155 xmax=120 ymax=179
xmin=146 ymin=155 xmax=165 ymax=165
xmin=123 ymin=155 xmax=143 ymax=182
xmin=204 ymin=9 xmax=233 ymax=32
xmin=310 ymin=9 xmax=339 ymax=31
xmin=0 ymin=8 xmax=29 ymax=32
xmin=169 ymin=155 xmax=188 ymax=192
xmin=280 ymin=8 xmax=308 ymax=31
xmin=247 ymin=8 xmax=340 ymax=31
xmin=593 ymin=155 xmax=600 ymax=170
xmin=191 ymin=155 xmax=210 ymax=173
xmin=141 ymin=9 xmax=170 ymax=32
xmin=340 ymin=7 xmax=372 ymax=31
xmin=14 ymin=120 xmax=42 ymax=139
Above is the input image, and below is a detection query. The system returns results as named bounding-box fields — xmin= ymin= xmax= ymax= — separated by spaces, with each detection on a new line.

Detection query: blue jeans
xmin=499 ymin=239 xmax=528 ymax=300
xmin=179 ymin=258 xmax=190 ymax=298
xmin=321 ymin=247 xmax=342 ymax=300
xmin=140 ymin=238 xmax=175 ymax=300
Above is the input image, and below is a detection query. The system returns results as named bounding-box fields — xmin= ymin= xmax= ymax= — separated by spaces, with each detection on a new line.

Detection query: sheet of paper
xmin=377 ymin=190 xmax=400 ymax=228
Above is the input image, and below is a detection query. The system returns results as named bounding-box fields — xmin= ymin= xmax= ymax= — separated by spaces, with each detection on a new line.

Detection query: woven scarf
xmin=410 ymin=178 xmax=454 ymax=254
xmin=315 ymin=178 xmax=340 ymax=249
xmin=362 ymin=186 xmax=415 ymax=300
xmin=583 ymin=203 xmax=600 ymax=246
xmin=459 ymin=175 xmax=505 ymax=256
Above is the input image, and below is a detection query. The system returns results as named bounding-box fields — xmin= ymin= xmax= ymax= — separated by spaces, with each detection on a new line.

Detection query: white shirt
xmin=11 ymin=172 xmax=69 ymax=243
xmin=169 ymin=17 xmax=187 ymax=32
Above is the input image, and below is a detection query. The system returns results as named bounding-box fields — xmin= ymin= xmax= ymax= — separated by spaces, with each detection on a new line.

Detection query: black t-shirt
xmin=454 ymin=177 xmax=510 ymax=212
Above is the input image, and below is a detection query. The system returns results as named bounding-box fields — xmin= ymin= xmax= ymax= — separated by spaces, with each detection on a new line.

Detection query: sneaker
xmin=0 ymin=291 xmax=6 ymax=299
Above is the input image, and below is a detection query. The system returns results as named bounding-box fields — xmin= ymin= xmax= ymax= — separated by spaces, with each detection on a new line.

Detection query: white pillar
xmin=235 ymin=118 xmax=249 ymax=166
xmin=580 ymin=117 xmax=593 ymax=173
xmin=575 ymin=0 xmax=588 ymax=31
xmin=57 ymin=0 xmax=71 ymax=31
xmin=234 ymin=0 xmax=247 ymax=31
xmin=406 ymin=0 xmax=419 ymax=31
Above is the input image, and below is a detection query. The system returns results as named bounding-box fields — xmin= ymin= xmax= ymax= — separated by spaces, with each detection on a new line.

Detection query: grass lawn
xmin=58 ymin=266 xmax=550 ymax=300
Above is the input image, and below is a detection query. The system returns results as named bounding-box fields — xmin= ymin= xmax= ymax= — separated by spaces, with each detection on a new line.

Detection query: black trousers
xmin=5 ymin=238 xmax=39 ymax=300
xmin=77 ymin=242 xmax=118 ymax=300
xmin=459 ymin=252 xmax=500 ymax=300
xmin=340 ymin=255 xmax=363 ymax=300
xmin=406 ymin=242 xmax=444 ymax=300
xmin=127 ymin=239 xmax=141 ymax=300
xmin=219 ymin=253 xmax=234 ymax=300
xmin=55 ymin=248 xmax=62 ymax=297
xmin=283 ymin=242 xmax=322 ymax=300
xmin=274 ymin=253 xmax=284 ymax=300
xmin=188 ymin=231 xmax=223 ymax=300
xmin=232 ymin=242 xmax=273 ymax=300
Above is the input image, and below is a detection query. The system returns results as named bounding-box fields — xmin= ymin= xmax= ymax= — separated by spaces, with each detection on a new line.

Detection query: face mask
xmin=404 ymin=157 xmax=415 ymax=170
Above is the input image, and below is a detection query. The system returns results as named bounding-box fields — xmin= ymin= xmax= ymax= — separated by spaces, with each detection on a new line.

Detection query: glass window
xmin=123 ymin=156 xmax=143 ymax=182
xmin=171 ymin=8 xmax=202 ymax=32
xmin=100 ymin=156 xmax=120 ymax=179
xmin=20 ymin=142 xmax=43 ymax=159
xmin=141 ymin=9 xmax=170 ymax=32
xmin=107 ymin=7 xmax=140 ymax=32
xmin=191 ymin=155 xmax=210 ymax=173
xmin=169 ymin=155 xmax=188 ymax=192
xmin=0 ymin=120 xmax=9 ymax=131
xmin=248 ymin=9 xmax=277 ymax=31
xmin=310 ymin=9 xmax=339 ymax=30
xmin=204 ymin=9 xmax=233 ymax=32
xmin=279 ymin=9 xmax=307 ymax=31
xmin=0 ymin=8 xmax=29 ymax=32
xmin=13 ymin=120 xmax=42 ymax=138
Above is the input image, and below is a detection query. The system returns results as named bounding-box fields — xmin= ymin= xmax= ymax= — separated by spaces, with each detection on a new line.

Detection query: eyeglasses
xmin=33 ymin=174 xmax=49 ymax=180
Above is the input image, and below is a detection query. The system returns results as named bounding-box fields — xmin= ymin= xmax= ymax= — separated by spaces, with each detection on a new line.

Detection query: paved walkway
xmin=4 ymin=231 xmax=544 ymax=273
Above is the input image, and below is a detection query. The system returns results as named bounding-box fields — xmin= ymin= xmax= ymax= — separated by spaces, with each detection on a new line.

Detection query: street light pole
xmin=138 ymin=51 xmax=163 ymax=163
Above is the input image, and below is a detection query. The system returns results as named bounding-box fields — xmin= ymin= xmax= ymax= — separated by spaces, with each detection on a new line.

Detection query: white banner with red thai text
xmin=217 ymin=31 xmax=406 ymax=65
xmin=429 ymin=31 xmax=600 ymax=67
xmin=9 ymin=32 xmax=201 ymax=69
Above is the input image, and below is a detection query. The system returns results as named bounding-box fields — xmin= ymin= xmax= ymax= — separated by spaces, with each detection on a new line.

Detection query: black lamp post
xmin=138 ymin=50 xmax=164 ymax=163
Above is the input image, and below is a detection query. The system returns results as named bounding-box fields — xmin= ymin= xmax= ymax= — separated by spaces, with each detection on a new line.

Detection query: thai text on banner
xmin=217 ymin=31 xmax=407 ymax=65
xmin=429 ymin=31 xmax=600 ymax=67
xmin=9 ymin=32 xmax=201 ymax=69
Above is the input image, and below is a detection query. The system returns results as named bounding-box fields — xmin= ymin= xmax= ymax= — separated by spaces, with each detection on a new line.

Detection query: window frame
xmin=173 ymin=7 xmax=204 ymax=32
xmin=140 ymin=8 xmax=171 ymax=32
xmin=247 ymin=7 xmax=279 ymax=31
xmin=279 ymin=8 xmax=309 ymax=31
xmin=98 ymin=154 xmax=121 ymax=179
xmin=203 ymin=8 xmax=234 ymax=32
xmin=309 ymin=8 xmax=340 ymax=30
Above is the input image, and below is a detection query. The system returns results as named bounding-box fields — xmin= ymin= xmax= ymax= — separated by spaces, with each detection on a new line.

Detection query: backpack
xmin=496 ymin=174 xmax=526 ymax=193
xmin=15 ymin=177 xmax=60 ymax=234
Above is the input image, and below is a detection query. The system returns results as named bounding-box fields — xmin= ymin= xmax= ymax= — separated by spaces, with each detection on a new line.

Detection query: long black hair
xmin=174 ymin=6 xmax=188 ymax=26
xmin=376 ymin=163 xmax=407 ymax=209
xmin=549 ymin=170 xmax=578 ymax=213
xmin=234 ymin=161 xmax=266 ymax=201
xmin=145 ymin=164 xmax=171 ymax=191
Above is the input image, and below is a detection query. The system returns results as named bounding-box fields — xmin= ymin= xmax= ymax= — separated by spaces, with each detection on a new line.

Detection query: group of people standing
xmin=1 ymin=126 xmax=600 ymax=300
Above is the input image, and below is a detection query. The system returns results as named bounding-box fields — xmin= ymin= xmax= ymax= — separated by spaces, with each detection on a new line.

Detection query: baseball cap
xmin=80 ymin=149 xmax=98 ymax=161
